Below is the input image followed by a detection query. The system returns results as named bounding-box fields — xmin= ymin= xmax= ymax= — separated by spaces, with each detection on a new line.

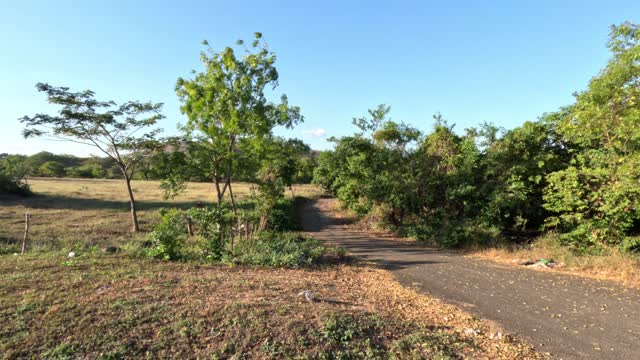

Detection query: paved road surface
xmin=301 ymin=198 xmax=640 ymax=359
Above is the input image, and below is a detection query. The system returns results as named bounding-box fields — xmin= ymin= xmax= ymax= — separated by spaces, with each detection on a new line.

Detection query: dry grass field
xmin=0 ymin=177 xmax=321 ymax=253
xmin=0 ymin=178 xmax=540 ymax=358
xmin=0 ymin=256 xmax=539 ymax=359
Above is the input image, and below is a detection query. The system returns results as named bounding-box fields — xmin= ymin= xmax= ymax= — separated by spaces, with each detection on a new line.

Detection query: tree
xmin=0 ymin=156 xmax=31 ymax=195
xmin=20 ymin=83 xmax=164 ymax=232
xmin=480 ymin=116 xmax=568 ymax=232
xmin=317 ymin=105 xmax=422 ymax=224
xmin=175 ymin=33 xmax=302 ymax=210
xmin=543 ymin=23 xmax=640 ymax=249
xmin=38 ymin=161 xmax=65 ymax=177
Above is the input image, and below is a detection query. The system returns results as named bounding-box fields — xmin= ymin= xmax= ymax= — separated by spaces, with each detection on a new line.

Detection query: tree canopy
xmin=20 ymin=83 xmax=164 ymax=232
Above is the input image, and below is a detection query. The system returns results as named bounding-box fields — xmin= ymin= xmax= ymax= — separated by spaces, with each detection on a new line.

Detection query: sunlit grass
xmin=0 ymin=177 xmax=321 ymax=252
xmin=472 ymin=233 xmax=640 ymax=288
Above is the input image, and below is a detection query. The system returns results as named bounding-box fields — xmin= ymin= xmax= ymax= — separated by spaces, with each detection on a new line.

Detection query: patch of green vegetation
xmin=143 ymin=197 xmax=330 ymax=267
xmin=319 ymin=313 xmax=465 ymax=360
xmin=229 ymin=232 xmax=327 ymax=268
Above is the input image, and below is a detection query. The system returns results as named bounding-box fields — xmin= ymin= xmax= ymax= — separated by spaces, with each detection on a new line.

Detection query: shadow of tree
xmin=301 ymin=200 xmax=451 ymax=270
xmin=0 ymin=194 xmax=213 ymax=211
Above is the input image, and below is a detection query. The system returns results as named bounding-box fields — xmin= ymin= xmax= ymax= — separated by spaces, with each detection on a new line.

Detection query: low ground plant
xmin=229 ymin=232 xmax=327 ymax=268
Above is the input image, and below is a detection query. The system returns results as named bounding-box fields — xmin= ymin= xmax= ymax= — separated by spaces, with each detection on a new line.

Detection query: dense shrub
xmin=0 ymin=157 xmax=31 ymax=196
xmin=0 ymin=175 xmax=30 ymax=196
xmin=147 ymin=209 xmax=187 ymax=260
xmin=313 ymin=22 xmax=640 ymax=253
xmin=543 ymin=23 xmax=640 ymax=251
xmin=146 ymin=199 xmax=324 ymax=266
xmin=267 ymin=197 xmax=303 ymax=232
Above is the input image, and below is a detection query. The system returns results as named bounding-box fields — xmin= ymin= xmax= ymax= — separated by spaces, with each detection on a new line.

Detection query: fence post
xmin=187 ymin=217 xmax=194 ymax=236
xmin=21 ymin=213 xmax=31 ymax=254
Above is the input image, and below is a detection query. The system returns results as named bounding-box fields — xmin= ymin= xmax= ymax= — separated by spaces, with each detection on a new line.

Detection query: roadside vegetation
xmin=313 ymin=23 xmax=640 ymax=283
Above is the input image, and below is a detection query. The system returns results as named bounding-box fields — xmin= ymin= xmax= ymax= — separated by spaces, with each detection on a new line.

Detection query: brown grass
xmin=0 ymin=178 xmax=543 ymax=358
xmin=0 ymin=177 xmax=321 ymax=252
xmin=0 ymin=255 xmax=540 ymax=359
xmin=470 ymin=234 xmax=640 ymax=289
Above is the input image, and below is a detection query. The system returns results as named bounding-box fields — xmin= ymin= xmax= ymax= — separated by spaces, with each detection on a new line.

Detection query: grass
xmin=0 ymin=255 xmax=539 ymax=359
xmin=470 ymin=233 xmax=640 ymax=288
xmin=0 ymin=178 xmax=540 ymax=358
xmin=0 ymin=177 xmax=321 ymax=253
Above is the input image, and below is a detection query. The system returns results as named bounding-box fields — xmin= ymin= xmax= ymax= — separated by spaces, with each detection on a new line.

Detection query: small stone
xmin=298 ymin=290 xmax=315 ymax=302
xmin=463 ymin=328 xmax=479 ymax=336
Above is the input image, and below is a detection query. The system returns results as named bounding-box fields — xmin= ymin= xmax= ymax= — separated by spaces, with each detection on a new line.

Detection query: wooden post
xmin=187 ymin=217 xmax=194 ymax=236
xmin=21 ymin=213 xmax=30 ymax=254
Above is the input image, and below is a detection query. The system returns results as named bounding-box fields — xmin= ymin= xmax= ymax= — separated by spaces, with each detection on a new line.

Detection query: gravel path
xmin=301 ymin=198 xmax=640 ymax=359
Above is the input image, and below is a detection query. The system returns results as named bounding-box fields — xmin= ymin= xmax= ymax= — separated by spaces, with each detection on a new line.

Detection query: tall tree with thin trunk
xmin=20 ymin=83 xmax=164 ymax=232
xmin=175 ymin=33 xmax=302 ymax=210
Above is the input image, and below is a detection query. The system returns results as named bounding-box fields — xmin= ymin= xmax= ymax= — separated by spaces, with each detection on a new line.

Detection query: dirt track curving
xmin=301 ymin=198 xmax=640 ymax=360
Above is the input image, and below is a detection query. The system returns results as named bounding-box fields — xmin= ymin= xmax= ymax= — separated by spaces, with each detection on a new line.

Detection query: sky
xmin=1 ymin=0 xmax=638 ymax=156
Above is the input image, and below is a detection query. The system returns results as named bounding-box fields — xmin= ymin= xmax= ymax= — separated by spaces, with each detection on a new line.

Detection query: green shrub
xmin=146 ymin=203 xmax=327 ymax=267
xmin=147 ymin=209 xmax=187 ymax=260
xmin=186 ymin=205 xmax=238 ymax=260
xmin=266 ymin=197 xmax=303 ymax=232
xmin=229 ymin=232 xmax=327 ymax=268
xmin=621 ymin=236 xmax=640 ymax=253
xmin=0 ymin=174 xmax=30 ymax=196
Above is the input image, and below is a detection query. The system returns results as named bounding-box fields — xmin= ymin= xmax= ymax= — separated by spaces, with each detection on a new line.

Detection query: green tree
xmin=175 ymin=33 xmax=302 ymax=210
xmin=20 ymin=83 xmax=164 ymax=232
xmin=38 ymin=161 xmax=65 ymax=177
xmin=544 ymin=22 xmax=640 ymax=249
xmin=480 ymin=116 xmax=568 ymax=232
xmin=316 ymin=105 xmax=422 ymax=225
xmin=0 ymin=156 xmax=30 ymax=195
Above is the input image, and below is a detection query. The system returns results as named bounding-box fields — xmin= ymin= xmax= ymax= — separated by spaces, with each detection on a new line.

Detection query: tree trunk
xmin=124 ymin=175 xmax=140 ymax=233
xmin=228 ymin=180 xmax=238 ymax=215
xmin=214 ymin=176 xmax=223 ymax=207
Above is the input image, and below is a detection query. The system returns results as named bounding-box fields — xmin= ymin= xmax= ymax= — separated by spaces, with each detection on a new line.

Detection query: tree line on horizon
xmin=0 ymin=147 xmax=318 ymax=182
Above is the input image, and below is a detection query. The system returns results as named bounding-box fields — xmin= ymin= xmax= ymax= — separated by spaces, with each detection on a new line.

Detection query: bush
xmin=185 ymin=205 xmax=237 ymax=261
xmin=146 ymin=203 xmax=328 ymax=267
xmin=147 ymin=209 xmax=187 ymax=260
xmin=228 ymin=232 xmax=326 ymax=268
xmin=0 ymin=174 xmax=30 ymax=196
xmin=266 ymin=197 xmax=303 ymax=232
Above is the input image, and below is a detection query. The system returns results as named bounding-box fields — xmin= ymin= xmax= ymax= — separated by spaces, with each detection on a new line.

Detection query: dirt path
xmin=301 ymin=198 xmax=640 ymax=360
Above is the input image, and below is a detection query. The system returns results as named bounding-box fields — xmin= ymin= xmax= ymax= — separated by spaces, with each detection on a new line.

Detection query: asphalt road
xmin=301 ymin=198 xmax=640 ymax=360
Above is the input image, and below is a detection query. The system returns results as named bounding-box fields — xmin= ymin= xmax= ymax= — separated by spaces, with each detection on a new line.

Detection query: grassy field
xmin=0 ymin=178 xmax=540 ymax=358
xmin=0 ymin=255 xmax=539 ymax=359
xmin=0 ymin=177 xmax=320 ymax=253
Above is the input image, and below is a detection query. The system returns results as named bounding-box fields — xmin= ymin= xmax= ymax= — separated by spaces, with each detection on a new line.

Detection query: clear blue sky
xmin=1 ymin=0 xmax=638 ymax=156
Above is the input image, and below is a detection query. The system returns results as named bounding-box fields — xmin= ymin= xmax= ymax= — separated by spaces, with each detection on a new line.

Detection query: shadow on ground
xmin=0 ymin=194 xmax=212 ymax=211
